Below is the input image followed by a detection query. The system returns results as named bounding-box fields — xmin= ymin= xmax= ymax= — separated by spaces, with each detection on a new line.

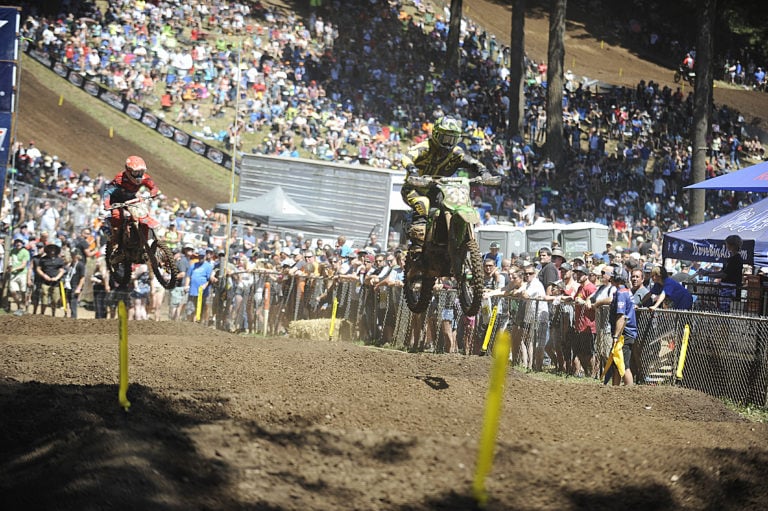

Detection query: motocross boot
xmin=408 ymin=216 xmax=427 ymax=261
xmin=108 ymin=226 xmax=126 ymax=265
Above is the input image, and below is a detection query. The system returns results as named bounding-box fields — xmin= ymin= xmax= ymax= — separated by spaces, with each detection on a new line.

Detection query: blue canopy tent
xmin=685 ymin=160 xmax=768 ymax=192
xmin=662 ymin=197 xmax=768 ymax=268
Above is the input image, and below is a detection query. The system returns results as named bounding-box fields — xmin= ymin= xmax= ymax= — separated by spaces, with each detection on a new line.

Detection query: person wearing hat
xmin=184 ymin=248 xmax=214 ymax=322
xmin=36 ymin=242 xmax=66 ymax=317
xmin=605 ymin=269 xmax=638 ymax=386
xmin=483 ymin=241 xmax=503 ymax=269
xmin=170 ymin=244 xmax=195 ymax=321
xmin=601 ymin=241 xmax=613 ymax=263
xmin=8 ymin=236 xmax=30 ymax=315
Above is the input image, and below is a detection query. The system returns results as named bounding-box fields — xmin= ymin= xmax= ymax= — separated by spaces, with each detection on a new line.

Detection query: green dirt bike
xmin=404 ymin=174 xmax=501 ymax=317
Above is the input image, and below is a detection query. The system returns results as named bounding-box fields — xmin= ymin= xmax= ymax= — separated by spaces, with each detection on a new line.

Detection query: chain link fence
xmin=204 ymin=272 xmax=768 ymax=408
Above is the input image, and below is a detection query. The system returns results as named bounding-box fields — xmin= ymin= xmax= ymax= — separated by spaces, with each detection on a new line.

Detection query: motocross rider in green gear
xmin=401 ymin=116 xmax=493 ymax=259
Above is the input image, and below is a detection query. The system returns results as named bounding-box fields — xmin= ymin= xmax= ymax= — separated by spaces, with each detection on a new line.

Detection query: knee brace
xmin=405 ymin=190 xmax=430 ymax=217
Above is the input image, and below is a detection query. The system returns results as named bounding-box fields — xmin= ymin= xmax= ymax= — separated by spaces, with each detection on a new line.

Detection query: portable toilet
xmin=559 ymin=222 xmax=610 ymax=258
xmin=476 ymin=223 xmax=526 ymax=258
xmin=525 ymin=223 xmax=561 ymax=255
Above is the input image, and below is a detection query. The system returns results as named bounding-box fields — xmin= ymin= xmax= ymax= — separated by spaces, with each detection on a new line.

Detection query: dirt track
xmin=1 ymin=315 xmax=766 ymax=510
xmin=4 ymin=2 xmax=768 ymax=509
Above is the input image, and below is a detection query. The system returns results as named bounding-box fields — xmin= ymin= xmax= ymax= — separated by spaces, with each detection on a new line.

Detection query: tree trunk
xmin=445 ymin=0 xmax=463 ymax=78
xmin=507 ymin=0 xmax=526 ymax=140
xmin=545 ymin=0 xmax=567 ymax=167
xmin=690 ymin=0 xmax=717 ymax=226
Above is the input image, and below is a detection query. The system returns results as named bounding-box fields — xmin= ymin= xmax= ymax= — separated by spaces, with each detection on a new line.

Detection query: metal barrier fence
xmin=207 ymin=272 xmax=768 ymax=408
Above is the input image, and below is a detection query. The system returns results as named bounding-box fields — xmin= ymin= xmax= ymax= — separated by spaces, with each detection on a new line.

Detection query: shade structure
xmin=214 ymin=186 xmax=335 ymax=232
xmin=685 ymin=160 xmax=768 ymax=192
xmin=662 ymin=197 xmax=768 ymax=268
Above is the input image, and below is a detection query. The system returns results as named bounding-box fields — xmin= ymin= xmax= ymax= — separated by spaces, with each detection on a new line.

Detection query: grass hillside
xmin=16 ymin=55 xmax=233 ymax=208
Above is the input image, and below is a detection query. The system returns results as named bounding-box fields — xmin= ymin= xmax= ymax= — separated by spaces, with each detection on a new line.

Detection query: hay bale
xmin=288 ymin=319 xmax=355 ymax=342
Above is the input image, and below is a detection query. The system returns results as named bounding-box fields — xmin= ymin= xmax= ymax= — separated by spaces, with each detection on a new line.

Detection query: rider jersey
xmin=103 ymin=172 xmax=159 ymax=208
xmin=402 ymin=141 xmax=486 ymax=177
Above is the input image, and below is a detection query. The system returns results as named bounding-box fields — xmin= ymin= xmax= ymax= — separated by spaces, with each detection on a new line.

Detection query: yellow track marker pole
xmin=195 ymin=285 xmax=204 ymax=322
xmin=328 ymin=297 xmax=339 ymax=340
xmin=118 ymin=300 xmax=131 ymax=411
xmin=262 ymin=282 xmax=271 ymax=335
xmin=473 ymin=330 xmax=512 ymax=508
xmin=481 ymin=305 xmax=499 ymax=351
xmin=58 ymin=94 xmax=63 ymax=106
xmin=675 ymin=324 xmax=691 ymax=380
xmin=109 ymin=127 xmax=114 ymax=138
xmin=59 ymin=281 xmax=67 ymax=312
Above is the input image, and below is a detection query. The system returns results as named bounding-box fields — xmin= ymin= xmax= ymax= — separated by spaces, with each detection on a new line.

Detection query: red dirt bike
xmin=106 ymin=195 xmax=178 ymax=290
xmin=673 ymin=65 xmax=695 ymax=86
xmin=403 ymin=174 xmax=501 ymax=317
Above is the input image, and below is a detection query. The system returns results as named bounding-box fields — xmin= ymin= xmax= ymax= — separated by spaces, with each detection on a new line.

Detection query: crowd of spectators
xmin=21 ymin=1 xmax=768 ymax=238
xmin=5 ymin=0 xmax=767 ymax=324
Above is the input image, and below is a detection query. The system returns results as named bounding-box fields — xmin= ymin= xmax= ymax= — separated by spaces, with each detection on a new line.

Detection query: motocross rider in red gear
xmin=103 ymin=155 xmax=160 ymax=248
xmin=401 ymin=116 xmax=492 ymax=259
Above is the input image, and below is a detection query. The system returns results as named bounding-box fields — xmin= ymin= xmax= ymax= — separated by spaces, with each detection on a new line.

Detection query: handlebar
xmin=107 ymin=197 xmax=141 ymax=210
xmin=407 ymin=174 xmax=501 ymax=187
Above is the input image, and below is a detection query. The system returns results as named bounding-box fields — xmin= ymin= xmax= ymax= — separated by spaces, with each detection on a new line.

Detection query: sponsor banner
xmin=0 ymin=7 xmax=20 ymax=61
xmin=141 ymin=111 xmax=159 ymax=129
xmin=125 ymin=102 xmax=143 ymax=120
xmin=68 ymin=72 xmax=84 ymax=88
xmin=157 ymin=121 xmax=174 ymax=138
xmin=663 ymin=236 xmax=755 ymax=267
xmin=52 ymin=60 xmax=68 ymax=78
xmin=100 ymin=89 xmax=126 ymax=111
xmin=0 ymin=112 xmax=12 ymax=194
xmin=173 ymin=128 xmax=190 ymax=147
xmin=0 ymin=61 xmax=15 ymax=112
xmin=0 ymin=112 xmax=10 ymax=156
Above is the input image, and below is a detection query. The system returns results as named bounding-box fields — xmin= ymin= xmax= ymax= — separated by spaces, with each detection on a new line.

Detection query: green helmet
xmin=431 ymin=116 xmax=462 ymax=150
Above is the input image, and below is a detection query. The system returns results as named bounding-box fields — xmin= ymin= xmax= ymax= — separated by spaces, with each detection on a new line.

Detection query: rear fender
xmin=139 ymin=216 xmax=160 ymax=229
